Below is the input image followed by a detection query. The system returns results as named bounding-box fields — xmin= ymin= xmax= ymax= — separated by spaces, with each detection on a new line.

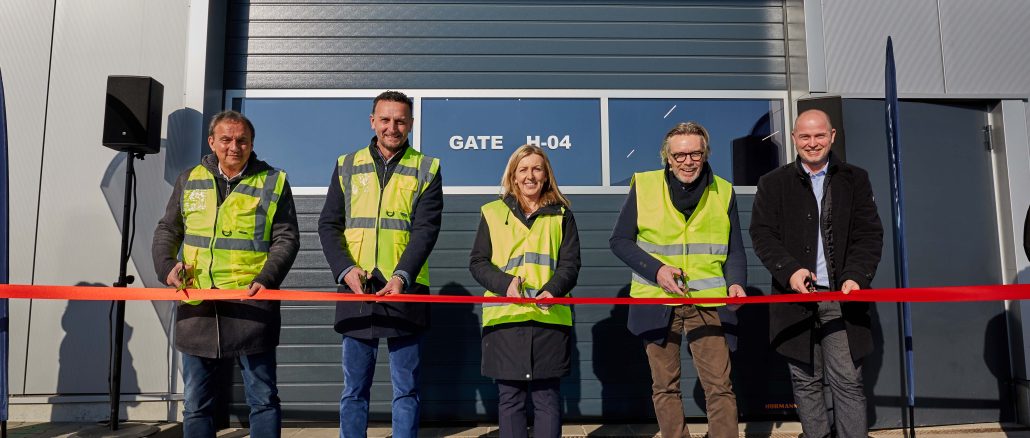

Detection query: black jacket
xmin=318 ymin=139 xmax=443 ymax=339
xmin=750 ymin=153 xmax=883 ymax=364
xmin=469 ymin=196 xmax=581 ymax=380
xmin=152 ymin=153 xmax=300 ymax=358
xmin=609 ymin=165 xmax=747 ymax=344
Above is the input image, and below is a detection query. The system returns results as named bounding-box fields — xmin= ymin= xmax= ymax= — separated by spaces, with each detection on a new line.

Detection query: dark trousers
xmin=496 ymin=378 xmax=561 ymax=438
xmin=644 ymin=305 xmax=738 ymax=438
xmin=787 ymin=301 xmax=866 ymax=438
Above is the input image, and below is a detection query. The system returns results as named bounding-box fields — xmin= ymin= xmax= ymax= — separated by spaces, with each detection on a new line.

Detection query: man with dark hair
xmin=153 ymin=110 xmax=300 ymax=438
xmin=610 ymin=121 xmax=746 ymax=438
xmin=751 ymin=109 xmax=883 ymax=438
xmin=319 ymin=90 xmax=443 ymax=437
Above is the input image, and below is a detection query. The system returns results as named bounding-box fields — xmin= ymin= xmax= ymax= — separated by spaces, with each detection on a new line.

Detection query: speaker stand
xmin=90 ymin=152 xmax=157 ymax=437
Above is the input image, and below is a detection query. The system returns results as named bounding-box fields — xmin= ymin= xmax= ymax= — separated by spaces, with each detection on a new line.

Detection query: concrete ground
xmin=6 ymin=421 xmax=1030 ymax=437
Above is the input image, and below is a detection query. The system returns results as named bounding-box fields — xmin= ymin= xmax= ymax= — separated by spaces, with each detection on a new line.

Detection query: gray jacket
xmin=152 ymin=153 xmax=300 ymax=358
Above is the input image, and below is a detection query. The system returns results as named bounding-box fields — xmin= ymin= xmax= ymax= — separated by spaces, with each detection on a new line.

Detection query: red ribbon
xmin=0 ymin=283 xmax=1024 ymax=304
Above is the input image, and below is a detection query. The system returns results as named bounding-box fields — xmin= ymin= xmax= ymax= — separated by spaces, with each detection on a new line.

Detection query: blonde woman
xmin=469 ymin=145 xmax=581 ymax=438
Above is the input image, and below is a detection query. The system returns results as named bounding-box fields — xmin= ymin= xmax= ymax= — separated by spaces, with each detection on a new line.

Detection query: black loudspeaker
xmin=102 ymin=75 xmax=164 ymax=154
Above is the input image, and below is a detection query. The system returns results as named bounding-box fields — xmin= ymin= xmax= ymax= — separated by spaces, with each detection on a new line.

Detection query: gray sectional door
xmin=843 ymin=99 xmax=1010 ymax=427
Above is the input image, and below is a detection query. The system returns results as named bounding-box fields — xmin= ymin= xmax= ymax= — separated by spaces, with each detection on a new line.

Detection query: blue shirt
xmin=806 ymin=166 xmax=829 ymax=287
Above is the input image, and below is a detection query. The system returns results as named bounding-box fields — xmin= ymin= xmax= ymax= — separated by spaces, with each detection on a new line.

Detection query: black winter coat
xmin=750 ymin=154 xmax=883 ymax=364
xmin=152 ymin=153 xmax=300 ymax=358
xmin=469 ymin=196 xmax=581 ymax=380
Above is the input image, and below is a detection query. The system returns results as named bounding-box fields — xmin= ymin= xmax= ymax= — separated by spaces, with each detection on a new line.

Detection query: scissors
xmin=803 ymin=276 xmax=817 ymax=293
xmin=359 ymin=272 xmax=373 ymax=294
xmin=674 ymin=271 xmax=691 ymax=295
xmin=176 ymin=264 xmax=193 ymax=299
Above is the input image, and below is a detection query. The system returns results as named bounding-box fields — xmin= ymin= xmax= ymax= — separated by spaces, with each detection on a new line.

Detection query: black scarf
xmin=664 ymin=162 xmax=713 ymax=218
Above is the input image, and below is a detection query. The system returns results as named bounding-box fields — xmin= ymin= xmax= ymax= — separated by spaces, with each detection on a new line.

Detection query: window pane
xmin=240 ymin=98 xmax=375 ymax=187
xmin=608 ymin=99 xmax=784 ymax=185
xmin=420 ymin=98 xmax=602 ymax=186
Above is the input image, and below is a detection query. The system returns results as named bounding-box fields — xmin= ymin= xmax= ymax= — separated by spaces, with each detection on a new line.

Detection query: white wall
xmin=1 ymin=0 xmax=208 ymax=421
xmin=809 ymin=0 xmax=1030 ymax=96
xmin=0 ymin=0 xmax=56 ymax=400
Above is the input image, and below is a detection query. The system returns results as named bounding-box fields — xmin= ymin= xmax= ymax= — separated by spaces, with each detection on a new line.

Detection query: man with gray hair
xmin=153 ymin=110 xmax=300 ymax=438
xmin=610 ymin=121 xmax=746 ymax=438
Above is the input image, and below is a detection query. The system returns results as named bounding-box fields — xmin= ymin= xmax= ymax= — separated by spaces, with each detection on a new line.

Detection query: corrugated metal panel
xmin=820 ymin=0 xmax=945 ymax=94
xmin=938 ymin=0 xmax=1030 ymax=94
xmin=226 ymin=1 xmax=787 ymax=90
xmin=236 ymin=192 xmax=792 ymax=422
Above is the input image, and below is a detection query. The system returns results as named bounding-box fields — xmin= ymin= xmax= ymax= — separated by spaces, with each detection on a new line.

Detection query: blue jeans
xmin=182 ymin=351 xmax=281 ymax=438
xmin=339 ymin=334 xmax=422 ymax=438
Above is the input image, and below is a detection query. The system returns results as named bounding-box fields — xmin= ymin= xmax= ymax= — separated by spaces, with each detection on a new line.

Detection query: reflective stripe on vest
xmin=181 ymin=165 xmax=287 ymax=304
xmin=630 ymin=170 xmax=732 ymax=307
xmin=480 ymin=200 xmax=572 ymax=327
xmin=338 ymin=147 xmax=439 ymax=286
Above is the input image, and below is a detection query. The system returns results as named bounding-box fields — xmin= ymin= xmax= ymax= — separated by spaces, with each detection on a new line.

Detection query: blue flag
xmin=0 ymin=67 xmax=10 ymax=422
xmin=885 ymin=36 xmax=916 ymax=413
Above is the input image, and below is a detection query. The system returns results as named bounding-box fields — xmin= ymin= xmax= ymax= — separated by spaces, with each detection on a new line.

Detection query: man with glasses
xmin=318 ymin=90 xmax=443 ymax=437
xmin=153 ymin=110 xmax=300 ymax=437
xmin=610 ymin=121 xmax=746 ymax=438
xmin=750 ymin=109 xmax=883 ymax=438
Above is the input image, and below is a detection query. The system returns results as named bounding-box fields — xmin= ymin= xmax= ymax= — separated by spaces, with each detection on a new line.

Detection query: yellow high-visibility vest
xmin=480 ymin=199 xmax=572 ymax=327
xmin=630 ymin=170 xmax=732 ymax=307
xmin=181 ymin=165 xmax=287 ymax=304
xmin=337 ymin=147 xmax=439 ymax=286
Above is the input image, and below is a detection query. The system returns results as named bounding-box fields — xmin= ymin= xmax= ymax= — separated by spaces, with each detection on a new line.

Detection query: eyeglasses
xmin=670 ymin=151 xmax=705 ymax=163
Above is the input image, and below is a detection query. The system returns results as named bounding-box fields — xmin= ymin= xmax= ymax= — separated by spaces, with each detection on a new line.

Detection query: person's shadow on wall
xmin=53 ymin=282 xmax=141 ymax=421
xmin=985 ymin=310 xmax=1016 ymax=426
xmin=591 ymin=286 xmax=651 ymax=429
xmin=428 ymin=281 xmax=496 ymax=424
xmin=732 ymin=286 xmax=800 ymax=438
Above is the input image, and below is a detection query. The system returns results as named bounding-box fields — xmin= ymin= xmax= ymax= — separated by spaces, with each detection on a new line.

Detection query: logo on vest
xmin=386 ymin=210 xmax=395 ymax=217
xmin=183 ymin=191 xmax=207 ymax=213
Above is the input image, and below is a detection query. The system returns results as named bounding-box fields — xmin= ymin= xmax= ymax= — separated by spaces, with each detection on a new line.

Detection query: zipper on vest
xmin=373 ymin=159 xmax=385 ymax=277
xmin=210 ymin=173 xmax=241 ymax=358
xmin=206 ymin=175 xmax=220 ymax=288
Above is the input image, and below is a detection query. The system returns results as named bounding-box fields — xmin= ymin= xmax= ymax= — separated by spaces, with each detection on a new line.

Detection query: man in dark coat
xmin=318 ymin=91 xmax=443 ymax=438
xmin=750 ymin=109 xmax=883 ymax=438
xmin=153 ymin=110 xmax=300 ymax=437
